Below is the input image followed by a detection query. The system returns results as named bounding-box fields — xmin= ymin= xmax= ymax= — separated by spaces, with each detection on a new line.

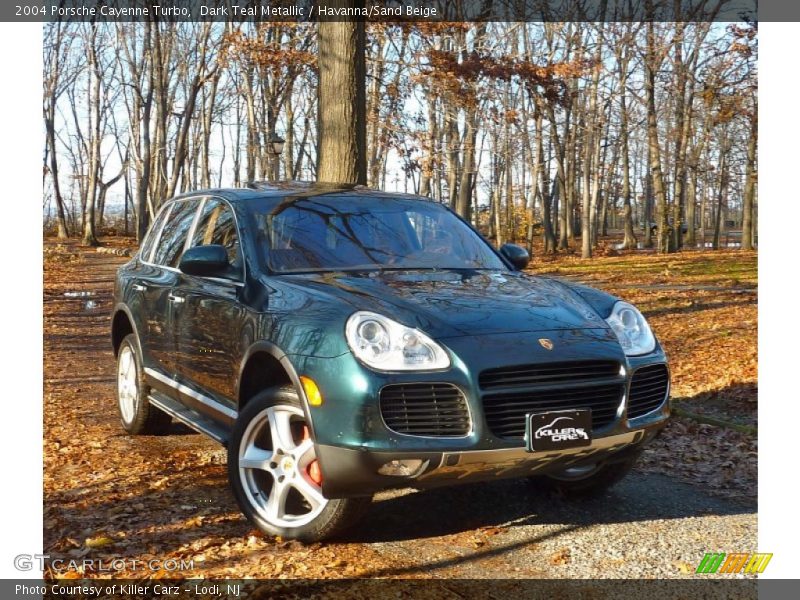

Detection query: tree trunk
xmin=741 ymin=100 xmax=757 ymax=250
xmin=538 ymin=114 xmax=556 ymax=253
xmin=317 ymin=10 xmax=367 ymax=185
xmin=137 ymin=72 xmax=154 ymax=242
xmin=82 ymin=24 xmax=102 ymax=247
xmin=618 ymin=49 xmax=636 ymax=249
xmin=201 ymin=71 xmax=220 ymax=189
xmin=456 ymin=108 xmax=478 ymax=222
xmin=284 ymin=82 xmax=295 ymax=180
xmin=712 ymin=148 xmax=727 ymax=250
xmin=366 ymin=30 xmax=386 ymax=187
xmin=419 ymin=96 xmax=437 ymax=197
xmin=643 ymin=146 xmax=653 ymax=248
xmin=581 ymin=22 xmax=604 ymax=258
xmin=546 ymin=104 xmax=569 ymax=251
xmin=670 ymin=23 xmax=687 ymax=251
xmin=45 ymin=110 xmax=69 ymax=239
xmin=445 ymin=105 xmax=459 ymax=209
xmin=646 ymin=21 xmax=670 ymax=254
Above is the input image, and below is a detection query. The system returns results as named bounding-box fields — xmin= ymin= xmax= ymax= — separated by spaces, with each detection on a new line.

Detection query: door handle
xmin=132 ymin=283 xmax=147 ymax=292
xmin=168 ymin=293 xmax=185 ymax=304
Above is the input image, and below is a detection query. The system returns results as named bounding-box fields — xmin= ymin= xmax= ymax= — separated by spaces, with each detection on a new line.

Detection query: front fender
xmin=237 ymin=340 xmax=322 ymax=442
xmin=548 ymin=278 xmax=620 ymax=319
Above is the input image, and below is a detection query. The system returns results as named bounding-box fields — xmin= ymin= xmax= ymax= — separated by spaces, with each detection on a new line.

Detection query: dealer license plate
xmin=526 ymin=409 xmax=593 ymax=452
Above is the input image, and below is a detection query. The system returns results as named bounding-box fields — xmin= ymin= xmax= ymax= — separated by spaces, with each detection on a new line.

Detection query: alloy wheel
xmin=117 ymin=344 xmax=139 ymax=424
xmin=238 ymin=405 xmax=327 ymax=528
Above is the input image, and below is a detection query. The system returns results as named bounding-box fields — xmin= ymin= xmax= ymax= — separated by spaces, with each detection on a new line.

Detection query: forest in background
xmin=42 ymin=19 xmax=757 ymax=258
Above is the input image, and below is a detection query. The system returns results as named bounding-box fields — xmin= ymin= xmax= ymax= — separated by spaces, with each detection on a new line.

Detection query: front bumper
xmin=316 ymin=426 xmax=663 ymax=497
xmin=290 ymin=328 xmax=670 ymax=499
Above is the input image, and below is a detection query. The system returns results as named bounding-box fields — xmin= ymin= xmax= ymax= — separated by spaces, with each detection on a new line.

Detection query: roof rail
xmin=245 ymin=180 xmax=371 ymax=192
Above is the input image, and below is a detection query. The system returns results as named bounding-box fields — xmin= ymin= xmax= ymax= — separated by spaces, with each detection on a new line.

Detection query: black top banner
xmin=6 ymin=0 xmax=766 ymax=23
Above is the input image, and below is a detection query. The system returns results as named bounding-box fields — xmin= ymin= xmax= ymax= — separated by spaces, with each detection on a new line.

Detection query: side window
xmin=152 ymin=199 xmax=200 ymax=268
xmin=189 ymin=199 xmax=242 ymax=275
xmin=139 ymin=204 xmax=171 ymax=262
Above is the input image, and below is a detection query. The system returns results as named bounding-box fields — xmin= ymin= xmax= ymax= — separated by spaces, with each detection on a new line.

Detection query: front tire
xmin=227 ymin=385 xmax=370 ymax=542
xmin=116 ymin=334 xmax=172 ymax=435
xmin=528 ymin=453 xmax=640 ymax=499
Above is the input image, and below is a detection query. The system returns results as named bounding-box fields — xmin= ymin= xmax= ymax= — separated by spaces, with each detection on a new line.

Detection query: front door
xmin=173 ymin=198 xmax=247 ymax=420
xmin=140 ymin=197 xmax=201 ymax=380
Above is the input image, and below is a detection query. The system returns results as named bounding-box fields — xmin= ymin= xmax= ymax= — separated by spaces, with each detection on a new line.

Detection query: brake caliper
xmin=302 ymin=425 xmax=323 ymax=485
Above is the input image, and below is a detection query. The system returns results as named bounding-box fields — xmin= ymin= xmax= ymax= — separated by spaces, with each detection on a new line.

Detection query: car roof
xmin=172 ymin=181 xmax=434 ymax=206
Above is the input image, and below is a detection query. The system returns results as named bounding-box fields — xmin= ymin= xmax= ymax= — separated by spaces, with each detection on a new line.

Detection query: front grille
xmin=479 ymin=360 xmax=621 ymax=389
xmin=482 ymin=384 xmax=623 ymax=439
xmin=479 ymin=360 xmax=624 ymax=439
xmin=627 ymin=364 xmax=669 ymax=418
xmin=379 ymin=383 xmax=471 ymax=437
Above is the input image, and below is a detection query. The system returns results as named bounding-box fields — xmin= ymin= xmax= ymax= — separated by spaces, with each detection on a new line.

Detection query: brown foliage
xmin=420 ymin=49 xmax=587 ymax=108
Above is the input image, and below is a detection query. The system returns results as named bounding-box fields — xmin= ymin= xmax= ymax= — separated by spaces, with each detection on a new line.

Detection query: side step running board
xmin=148 ymin=391 xmax=230 ymax=446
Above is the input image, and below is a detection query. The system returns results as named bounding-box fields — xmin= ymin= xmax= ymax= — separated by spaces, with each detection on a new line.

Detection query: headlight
xmin=345 ymin=311 xmax=450 ymax=371
xmin=605 ymin=301 xmax=656 ymax=356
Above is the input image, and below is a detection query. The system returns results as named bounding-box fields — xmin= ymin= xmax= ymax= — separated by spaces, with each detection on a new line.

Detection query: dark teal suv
xmin=111 ymin=182 xmax=670 ymax=541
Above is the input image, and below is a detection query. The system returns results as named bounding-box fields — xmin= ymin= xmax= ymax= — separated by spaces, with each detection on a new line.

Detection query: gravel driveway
xmin=355 ymin=472 xmax=756 ymax=578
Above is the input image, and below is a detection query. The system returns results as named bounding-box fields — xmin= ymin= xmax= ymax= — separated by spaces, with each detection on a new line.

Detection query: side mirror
xmin=179 ymin=244 xmax=231 ymax=277
xmin=499 ymin=243 xmax=530 ymax=271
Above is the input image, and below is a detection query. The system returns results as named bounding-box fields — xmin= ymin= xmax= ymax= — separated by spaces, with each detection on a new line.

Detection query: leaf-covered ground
xmin=533 ymin=249 xmax=757 ymax=502
xmin=43 ymin=240 xmax=757 ymax=579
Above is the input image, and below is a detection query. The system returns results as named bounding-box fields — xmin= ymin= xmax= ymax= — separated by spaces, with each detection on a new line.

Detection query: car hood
xmin=272 ymin=270 xmax=608 ymax=339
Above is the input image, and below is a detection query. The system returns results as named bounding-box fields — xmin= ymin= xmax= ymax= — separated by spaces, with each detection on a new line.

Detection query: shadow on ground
xmin=344 ymin=470 xmax=753 ymax=544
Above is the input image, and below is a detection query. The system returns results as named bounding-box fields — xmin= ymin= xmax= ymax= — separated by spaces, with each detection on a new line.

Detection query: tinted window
xmin=188 ymin=198 xmax=242 ymax=276
xmin=259 ymin=196 xmax=506 ymax=273
xmin=139 ymin=204 xmax=171 ymax=262
xmin=152 ymin=199 xmax=199 ymax=267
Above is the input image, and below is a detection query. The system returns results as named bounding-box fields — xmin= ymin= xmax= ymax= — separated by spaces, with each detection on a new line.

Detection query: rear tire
xmin=227 ymin=385 xmax=370 ymax=542
xmin=116 ymin=334 xmax=172 ymax=435
xmin=528 ymin=453 xmax=640 ymax=499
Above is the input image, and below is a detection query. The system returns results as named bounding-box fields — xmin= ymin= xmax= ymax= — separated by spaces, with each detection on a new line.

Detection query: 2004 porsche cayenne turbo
xmin=112 ymin=182 xmax=670 ymax=541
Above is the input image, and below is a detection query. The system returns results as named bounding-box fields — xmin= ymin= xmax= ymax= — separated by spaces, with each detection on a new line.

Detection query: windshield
xmin=259 ymin=196 xmax=507 ymax=273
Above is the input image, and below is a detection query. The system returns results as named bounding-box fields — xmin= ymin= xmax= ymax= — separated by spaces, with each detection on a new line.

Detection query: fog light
xmin=378 ymin=459 xmax=426 ymax=477
xmin=300 ymin=376 xmax=323 ymax=407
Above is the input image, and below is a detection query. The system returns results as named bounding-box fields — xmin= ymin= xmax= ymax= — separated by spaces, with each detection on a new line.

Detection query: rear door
xmin=138 ymin=197 xmax=201 ymax=379
xmin=173 ymin=198 xmax=247 ymax=420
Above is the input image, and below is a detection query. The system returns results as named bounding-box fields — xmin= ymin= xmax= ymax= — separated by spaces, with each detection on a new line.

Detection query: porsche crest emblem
xmin=538 ymin=338 xmax=554 ymax=350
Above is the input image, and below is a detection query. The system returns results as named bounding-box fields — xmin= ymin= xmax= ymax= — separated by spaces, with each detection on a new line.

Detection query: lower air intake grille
xmin=627 ymin=364 xmax=670 ymax=418
xmin=379 ymin=383 xmax=471 ymax=437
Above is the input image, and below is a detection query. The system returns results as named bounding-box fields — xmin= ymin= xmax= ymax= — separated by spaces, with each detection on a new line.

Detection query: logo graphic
xmin=534 ymin=416 xmax=588 ymax=443
xmin=538 ymin=338 xmax=554 ymax=350
xmin=696 ymin=552 xmax=772 ymax=574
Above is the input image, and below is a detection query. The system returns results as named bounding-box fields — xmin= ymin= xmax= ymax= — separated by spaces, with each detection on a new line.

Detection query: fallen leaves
xmin=673 ymin=560 xmax=695 ymax=574
xmin=41 ymin=266 xmax=398 ymax=581
xmin=638 ymin=418 xmax=757 ymax=504
xmin=84 ymin=535 xmax=115 ymax=549
xmin=532 ymin=249 xmax=758 ymax=504
xmin=549 ymin=548 xmax=571 ymax=566
xmin=43 ymin=239 xmax=758 ymax=579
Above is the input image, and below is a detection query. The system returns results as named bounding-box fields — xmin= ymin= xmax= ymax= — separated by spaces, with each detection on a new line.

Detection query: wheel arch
xmin=111 ymin=304 xmax=141 ymax=357
xmin=237 ymin=341 xmax=317 ymax=438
